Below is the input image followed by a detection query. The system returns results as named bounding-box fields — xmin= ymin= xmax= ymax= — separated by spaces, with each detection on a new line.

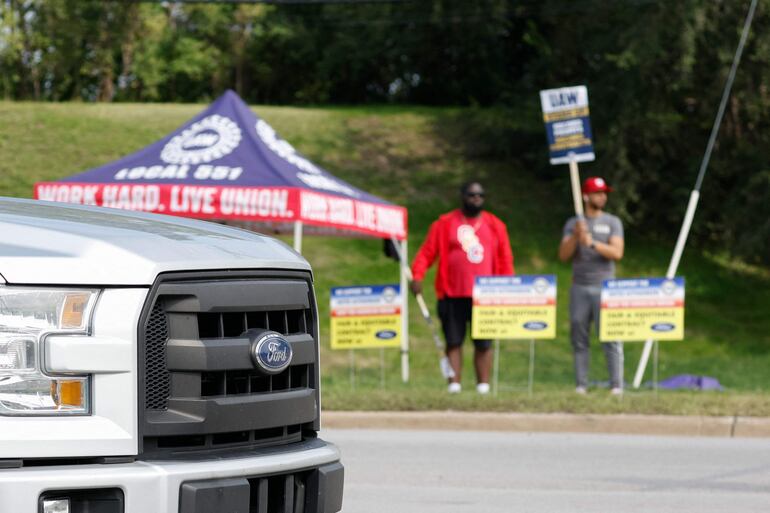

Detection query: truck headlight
xmin=0 ymin=287 xmax=98 ymax=415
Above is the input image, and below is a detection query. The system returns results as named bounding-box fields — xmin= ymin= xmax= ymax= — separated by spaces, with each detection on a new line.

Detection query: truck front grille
xmin=200 ymin=365 xmax=309 ymax=397
xmin=139 ymin=271 xmax=319 ymax=458
xmin=145 ymin=302 xmax=170 ymax=410
xmin=179 ymin=461 xmax=344 ymax=513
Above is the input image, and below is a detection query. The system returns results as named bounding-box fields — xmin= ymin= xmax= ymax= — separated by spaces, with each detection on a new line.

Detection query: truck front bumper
xmin=0 ymin=438 xmax=343 ymax=513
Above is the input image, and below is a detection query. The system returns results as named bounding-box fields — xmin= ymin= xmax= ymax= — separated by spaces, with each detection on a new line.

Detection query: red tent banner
xmin=34 ymin=183 xmax=406 ymax=240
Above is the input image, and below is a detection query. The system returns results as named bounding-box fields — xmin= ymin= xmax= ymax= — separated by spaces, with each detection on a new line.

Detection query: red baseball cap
xmin=582 ymin=176 xmax=613 ymax=194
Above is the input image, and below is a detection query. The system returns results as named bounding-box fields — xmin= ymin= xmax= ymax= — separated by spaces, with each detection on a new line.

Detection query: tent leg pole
xmin=293 ymin=221 xmax=303 ymax=254
xmin=400 ymin=239 xmax=409 ymax=383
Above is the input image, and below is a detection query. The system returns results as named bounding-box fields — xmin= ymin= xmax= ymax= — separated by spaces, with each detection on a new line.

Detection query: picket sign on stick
xmin=539 ymin=85 xmax=594 ymax=218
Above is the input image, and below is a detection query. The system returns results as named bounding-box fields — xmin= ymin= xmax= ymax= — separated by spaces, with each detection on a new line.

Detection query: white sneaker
xmin=476 ymin=383 xmax=490 ymax=395
xmin=575 ymin=386 xmax=588 ymax=395
xmin=610 ymin=387 xmax=623 ymax=396
xmin=447 ymin=382 xmax=462 ymax=394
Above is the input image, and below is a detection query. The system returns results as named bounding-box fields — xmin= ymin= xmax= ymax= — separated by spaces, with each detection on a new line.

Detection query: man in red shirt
xmin=410 ymin=181 xmax=514 ymax=394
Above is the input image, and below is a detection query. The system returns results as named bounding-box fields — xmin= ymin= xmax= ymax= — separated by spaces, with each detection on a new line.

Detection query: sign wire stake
xmin=653 ymin=340 xmax=659 ymax=398
xmin=528 ymin=339 xmax=535 ymax=398
xmin=349 ymin=349 xmax=356 ymax=390
xmin=493 ymin=339 xmax=500 ymax=397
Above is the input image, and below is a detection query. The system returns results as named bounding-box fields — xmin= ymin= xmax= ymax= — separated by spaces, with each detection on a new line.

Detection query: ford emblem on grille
xmin=247 ymin=330 xmax=293 ymax=374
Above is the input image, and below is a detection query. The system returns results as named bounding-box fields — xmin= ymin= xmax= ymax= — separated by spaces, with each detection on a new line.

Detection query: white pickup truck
xmin=0 ymin=197 xmax=343 ymax=513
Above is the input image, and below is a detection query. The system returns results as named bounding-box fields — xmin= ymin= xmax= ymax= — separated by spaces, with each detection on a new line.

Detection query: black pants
xmin=437 ymin=297 xmax=492 ymax=350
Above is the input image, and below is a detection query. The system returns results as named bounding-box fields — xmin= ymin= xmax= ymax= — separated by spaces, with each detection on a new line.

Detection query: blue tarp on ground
xmin=658 ymin=374 xmax=724 ymax=391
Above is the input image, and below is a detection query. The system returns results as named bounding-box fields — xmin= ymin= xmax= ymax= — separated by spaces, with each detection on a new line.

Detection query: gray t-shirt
xmin=563 ymin=213 xmax=624 ymax=286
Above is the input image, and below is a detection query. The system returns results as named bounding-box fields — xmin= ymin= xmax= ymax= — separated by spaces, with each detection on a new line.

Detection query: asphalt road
xmin=323 ymin=428 xmax=770 ymax=513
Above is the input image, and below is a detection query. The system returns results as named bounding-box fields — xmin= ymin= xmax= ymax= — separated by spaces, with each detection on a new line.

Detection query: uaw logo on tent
xmin=161 ymin=115 xmax=242 ymax=165
xmin=255 ymin=120 xmax=358 ymax=198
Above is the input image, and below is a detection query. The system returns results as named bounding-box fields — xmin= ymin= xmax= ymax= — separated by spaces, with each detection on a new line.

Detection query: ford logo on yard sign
xmin=651 ymin=323 xmax=676 ymax=332
xmin=247 ymin=330 xmax=293 ymax=374
xmin=523 ymin=321 xmax=548 ymax=331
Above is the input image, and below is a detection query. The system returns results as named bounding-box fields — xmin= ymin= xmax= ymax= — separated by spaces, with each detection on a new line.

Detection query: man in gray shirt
xmin=559 ymin=176 xmax=625 ymax=394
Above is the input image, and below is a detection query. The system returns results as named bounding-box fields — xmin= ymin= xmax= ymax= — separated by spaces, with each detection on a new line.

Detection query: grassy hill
xmin=3 ymin=101 xmax=770 ymax=415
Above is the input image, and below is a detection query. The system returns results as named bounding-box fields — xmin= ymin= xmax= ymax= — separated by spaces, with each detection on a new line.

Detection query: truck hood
xmin=0 ymin=198 xmax=310 ymax=286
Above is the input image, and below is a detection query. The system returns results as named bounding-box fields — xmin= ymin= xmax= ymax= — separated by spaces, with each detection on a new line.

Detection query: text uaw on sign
xmin=539 ymin=85 xmax=595 ymax=165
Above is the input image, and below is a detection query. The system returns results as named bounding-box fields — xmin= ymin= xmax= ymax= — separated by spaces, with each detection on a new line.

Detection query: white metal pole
xmin=631 ymin=0 xmax=757 ymax=388
xmin=632 ymin=191 xmax=700 ymax=388
xmin=293 ymin=220 xmax=303 ymax=253
xmin=665 ymin=191 xmax=701 ymax=279
xmin=399 ymin=239 xmax=410 ymax=383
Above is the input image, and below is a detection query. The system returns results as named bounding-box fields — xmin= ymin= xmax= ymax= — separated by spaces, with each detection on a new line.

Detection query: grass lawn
xmin=2 ymin=100 xmax=770 ymax=416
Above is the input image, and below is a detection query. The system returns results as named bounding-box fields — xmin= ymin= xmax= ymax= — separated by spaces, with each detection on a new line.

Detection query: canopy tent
xmin=34 ymin=90 xmax=412 ymax=381
xmin=34 ymin=89 xmax=407 ymax=246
